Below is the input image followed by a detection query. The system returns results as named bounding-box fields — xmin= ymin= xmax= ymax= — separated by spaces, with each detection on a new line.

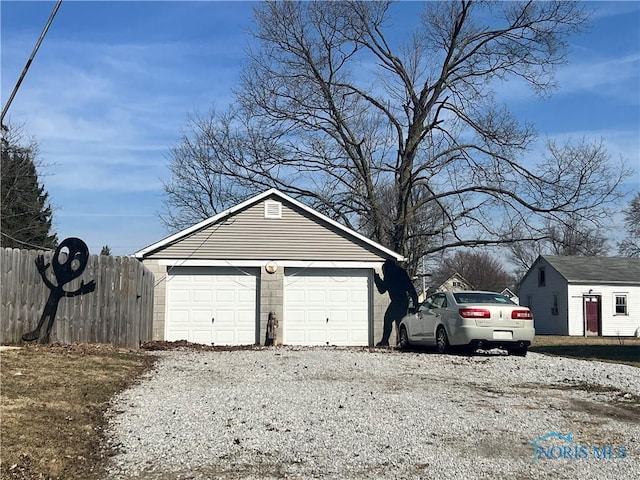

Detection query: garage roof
xmin=134 ymin=189 xmax=405 ymax=261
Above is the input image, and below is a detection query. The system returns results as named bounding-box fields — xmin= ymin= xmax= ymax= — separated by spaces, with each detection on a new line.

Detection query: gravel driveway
xmin=103 ymin=348 xmax=640 ymax=479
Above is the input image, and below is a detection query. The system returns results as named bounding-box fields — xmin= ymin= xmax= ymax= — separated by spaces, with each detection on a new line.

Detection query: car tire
xmin=510 ymin=346 xmax=528 ymax=357
xmin=436 ymin=326 xmax=449 ymax=354
xmin=398 ymin=326 xmax=411 ymax=351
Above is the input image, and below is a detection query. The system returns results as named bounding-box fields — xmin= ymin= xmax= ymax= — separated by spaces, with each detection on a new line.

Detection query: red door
xmin=584 ymin=296 xmax=600 ymax=335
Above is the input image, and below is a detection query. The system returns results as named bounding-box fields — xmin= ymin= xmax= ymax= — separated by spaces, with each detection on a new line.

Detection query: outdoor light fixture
xmin=265 ymin=262 xmax=278 ymax=274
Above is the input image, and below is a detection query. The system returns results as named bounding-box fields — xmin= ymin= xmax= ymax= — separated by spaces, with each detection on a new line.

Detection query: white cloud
xmin=556 ymin=53 xmax=640 ymax=103
xmin=2 ymin=34 xmax=242 ymax=194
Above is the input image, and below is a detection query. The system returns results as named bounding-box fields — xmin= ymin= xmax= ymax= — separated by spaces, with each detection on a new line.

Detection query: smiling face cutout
xmin=52 ymin=237 xmax=90 ymax=285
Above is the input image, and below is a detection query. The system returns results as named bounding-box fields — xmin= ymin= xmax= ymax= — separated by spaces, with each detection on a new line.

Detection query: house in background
xmin=418 ymin=272 xmax=473 ymax=302
xmin=134 ymin=189 xmax=404 ymax=346
xmin=435 ymin=272 xmax=474 ymax=292
xmin=501 ymin=288 xmax=519 ymax=305
xmin=519 ymin=255 xmax=640 ymax=336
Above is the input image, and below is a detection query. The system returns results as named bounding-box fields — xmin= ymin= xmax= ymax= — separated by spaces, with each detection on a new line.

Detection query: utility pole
xmin=1 ymin=0 xmax=63 ymax=127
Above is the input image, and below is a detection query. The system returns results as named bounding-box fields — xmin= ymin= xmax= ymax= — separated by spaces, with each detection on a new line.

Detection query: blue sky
xmin=2 ymin=1 xmax=639 ymax=256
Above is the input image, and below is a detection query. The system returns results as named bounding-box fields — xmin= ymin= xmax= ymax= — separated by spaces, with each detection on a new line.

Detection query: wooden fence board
xmin=0 ymin=248 xmax=154 ymax=349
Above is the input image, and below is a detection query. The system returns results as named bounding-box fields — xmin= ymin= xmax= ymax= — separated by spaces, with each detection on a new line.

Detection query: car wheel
xmin=398 ymin=326 xmax=411 ymax=351
xmin=436 ymin=326 xmax=449 ymax=354
xmin=510 ymin=346 xmax=528 ymax=357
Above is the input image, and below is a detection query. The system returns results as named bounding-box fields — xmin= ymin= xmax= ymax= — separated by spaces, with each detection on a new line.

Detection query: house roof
xmin=425 ymin=271 xmax=474 ymax=293
xmin=540 ymin=255 xmax=640 ymax=285
xmin=500 ymin=288 xmax=517 ymax=298
xmin=134 ymin=188 xmax=405 ymax=261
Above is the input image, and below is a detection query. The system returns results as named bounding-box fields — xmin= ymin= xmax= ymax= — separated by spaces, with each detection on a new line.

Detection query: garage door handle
xmin=212 ymin=317 xmax=215 ymax=324
xmin=326 ymin=318 xmax=329 ymax=323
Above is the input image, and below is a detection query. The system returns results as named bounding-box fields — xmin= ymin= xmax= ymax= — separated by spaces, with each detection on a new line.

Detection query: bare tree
xmin=159 ymin=109 xmax=262 ymax=232
xmin=433 ymin=250 xmax=514 ymax=292
xmin=618 ymin=192 xmax=640 ymax=257
xmin=546 ymin=218 xmax=609 ymax=257
xmin=163 ymin=1 xmax=628 ymax=274
xmin=508 ymin=211 xmax=610 ymax=275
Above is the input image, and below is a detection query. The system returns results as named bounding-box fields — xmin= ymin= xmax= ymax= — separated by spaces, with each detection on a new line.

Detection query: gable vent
xmin=264 ymin=200 xmax=282 ymax=219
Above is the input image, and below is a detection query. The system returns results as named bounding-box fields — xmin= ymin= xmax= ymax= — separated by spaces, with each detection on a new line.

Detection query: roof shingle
xmin=542 ymin=255 xmax=640 ymax=285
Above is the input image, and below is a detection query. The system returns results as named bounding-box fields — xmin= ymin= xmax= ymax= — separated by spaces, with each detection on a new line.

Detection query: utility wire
xmin=0 ymin=231 xmax=53 ymax=251
xmin=1 ymin=0 xmax=63 ymax=127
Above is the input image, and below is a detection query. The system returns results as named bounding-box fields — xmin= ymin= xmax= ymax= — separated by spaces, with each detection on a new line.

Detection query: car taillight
xmin=511 ymin=309 xmax=533 ymax=320
xmin=459 ymin=308 xmax=491 ymax=319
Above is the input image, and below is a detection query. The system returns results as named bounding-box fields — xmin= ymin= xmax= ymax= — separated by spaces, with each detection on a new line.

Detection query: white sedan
xmin=398 ymin=291 xmax=535 ymax=356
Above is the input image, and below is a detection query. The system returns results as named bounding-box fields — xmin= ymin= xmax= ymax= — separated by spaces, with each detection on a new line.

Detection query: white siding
xmin=567 ymin=284 xmax=640 ymax=336
xmin=567 ymin=284 xmax=587 ymax=335
xmin=606 ymin=286 xmax=640 ymax=336
xmin=519 ymin=258 xmax=569 ymax=335
xmin=520 ymin=256 xmax=640 ymax=337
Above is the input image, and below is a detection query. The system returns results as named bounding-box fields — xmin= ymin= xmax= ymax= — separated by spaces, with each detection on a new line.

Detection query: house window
xmin=615 ymin=294 xmax=628 ymax=315
xmin=538 ymin=267 xmax=546 ymax=287
xmin=551 ymin=293 xmax=559 ymax=315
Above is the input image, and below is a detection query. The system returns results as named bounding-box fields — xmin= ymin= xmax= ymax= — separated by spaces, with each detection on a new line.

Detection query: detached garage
xmin=135 ymin=189 xmax=403 ymax=346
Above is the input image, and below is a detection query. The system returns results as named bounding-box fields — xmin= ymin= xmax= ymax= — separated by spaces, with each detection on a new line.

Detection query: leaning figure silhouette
xmin=22 ymin=237 xmax=96 ymax=344
xmin=374 ymin=259 xmax=418 ymax=347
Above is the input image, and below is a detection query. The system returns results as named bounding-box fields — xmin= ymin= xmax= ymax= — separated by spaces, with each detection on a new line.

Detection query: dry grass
xmin=0 ymin=344 xmax=155 ymax=480
xmin=531 ymin=335 xmax=640 ymax=368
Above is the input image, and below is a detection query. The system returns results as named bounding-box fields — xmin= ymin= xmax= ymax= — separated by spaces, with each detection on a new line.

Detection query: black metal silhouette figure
xmin=22 ymin=237 xmax=96 ymax=344
xmin=374 ymin=259 xmax=418 ymax=347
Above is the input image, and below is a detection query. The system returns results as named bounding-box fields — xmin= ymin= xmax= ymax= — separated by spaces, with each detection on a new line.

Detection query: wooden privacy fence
xmin=1 ymin=247 xmax=154 ymax=349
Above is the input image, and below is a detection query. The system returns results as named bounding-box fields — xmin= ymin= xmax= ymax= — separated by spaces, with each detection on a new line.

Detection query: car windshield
xmin=453 ymin=293 xmax=516 ymax=305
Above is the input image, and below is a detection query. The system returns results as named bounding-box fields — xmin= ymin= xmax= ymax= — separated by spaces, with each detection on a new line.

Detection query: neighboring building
xmin=436 ymin=272 xmax=474 ymax=292
xmin=519 ymin=255 xmax=640 ymax=336
xmin=134 ymin=189 xmax=404 ymax=346
xmin=418 ymin=272 xmax=474 ymax=303
xmin=501 ymin=288 xmax=519 ymax=305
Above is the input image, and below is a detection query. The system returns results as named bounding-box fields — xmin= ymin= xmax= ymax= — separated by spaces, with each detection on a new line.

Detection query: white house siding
xmin=519 ymin=258 xmax=569 ymax=335
xmin=567 ymin=284 xmax=640 ymax=336
xmin=605 ymin=286 xmax=640 ymax=336
xmin=520 ymin=255 xmax=640 ymax=337
xmin=567 ymin=285 xmax=586 ymax=336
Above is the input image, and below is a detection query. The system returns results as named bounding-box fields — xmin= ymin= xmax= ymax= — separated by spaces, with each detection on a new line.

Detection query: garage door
xmin=284 ymin=268 xmax=370 ymax=346
xmin=166 ymin=267 xmax=258 ymax=345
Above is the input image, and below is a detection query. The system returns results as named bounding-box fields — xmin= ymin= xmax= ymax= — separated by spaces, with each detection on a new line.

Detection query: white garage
xmin=165 ymin=267 xmax=258 ymax=345
xmin=284 ymin=268 xmax=370 ymax=346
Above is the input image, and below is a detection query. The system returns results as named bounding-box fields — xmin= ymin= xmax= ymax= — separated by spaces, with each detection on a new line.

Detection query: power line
xmin=1 ymin=0 xmax=63 ymax=126
xmin=0 ymin=231 xmax=53 ymax=251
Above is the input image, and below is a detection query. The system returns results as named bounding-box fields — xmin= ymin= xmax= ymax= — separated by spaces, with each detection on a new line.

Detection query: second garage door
xmin=166 ymin=267 xmax=258 ymax=345
xmin=284 ymin=268 xmax=370 ymax=346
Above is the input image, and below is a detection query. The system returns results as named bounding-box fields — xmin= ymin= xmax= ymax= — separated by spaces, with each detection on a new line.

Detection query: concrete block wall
xmin=142 ymin=259 xmax=166 ymax=341
xmin=259 ymin=267 xmax=284 ymax=345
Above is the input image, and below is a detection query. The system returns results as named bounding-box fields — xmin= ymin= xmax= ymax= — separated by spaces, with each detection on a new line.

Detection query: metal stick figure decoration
xmin=22 ymin=237 xmax=96 ymax=344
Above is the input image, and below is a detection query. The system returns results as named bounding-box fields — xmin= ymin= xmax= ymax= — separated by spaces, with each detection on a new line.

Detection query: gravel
xmin=102 ymin=348 xmax=640 ymax=479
